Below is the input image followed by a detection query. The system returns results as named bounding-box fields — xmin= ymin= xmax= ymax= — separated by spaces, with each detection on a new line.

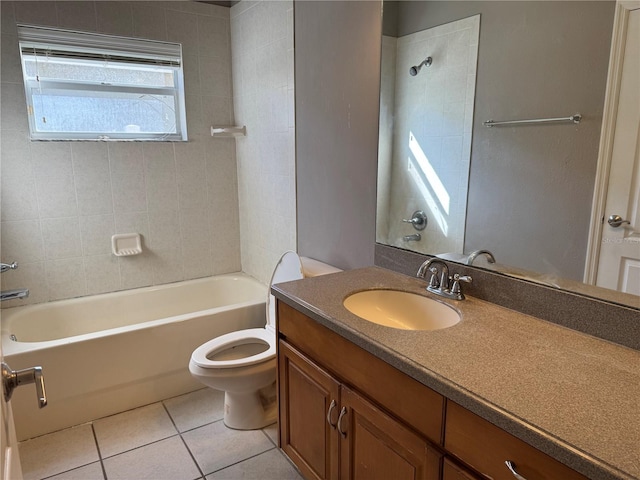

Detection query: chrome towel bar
xmin=484 ymin=113 xmax=581 ymax=128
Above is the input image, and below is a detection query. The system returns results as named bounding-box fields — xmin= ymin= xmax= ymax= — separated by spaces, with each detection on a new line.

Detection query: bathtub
xmin=1 ymin=273 xmax=266 ymax=441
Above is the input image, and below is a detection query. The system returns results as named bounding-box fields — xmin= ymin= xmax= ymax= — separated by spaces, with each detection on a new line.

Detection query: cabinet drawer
xmin=445 ymin=402 xmax=588 ymax=480
xmin=278 ymin=301 xmax=445 ymax=445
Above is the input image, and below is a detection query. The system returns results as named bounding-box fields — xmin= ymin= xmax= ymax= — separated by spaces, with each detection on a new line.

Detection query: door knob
xmin=2 ymin=362 xmax=47 ymax=408
xmin=607 ymin=214 xmax=631 ymax=228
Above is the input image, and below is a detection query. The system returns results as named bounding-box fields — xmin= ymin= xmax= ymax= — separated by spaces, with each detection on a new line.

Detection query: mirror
xmin=377 ymin=1 xmax=640 ymax=309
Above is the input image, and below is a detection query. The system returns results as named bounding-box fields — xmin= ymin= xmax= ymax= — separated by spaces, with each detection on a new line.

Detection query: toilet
xmin=189 ymin=252 xmax=341 ymax=430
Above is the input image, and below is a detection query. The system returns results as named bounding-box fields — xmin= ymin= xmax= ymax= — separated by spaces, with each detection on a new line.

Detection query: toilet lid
xmin=266 ymin=251 xmax=304 ymax=327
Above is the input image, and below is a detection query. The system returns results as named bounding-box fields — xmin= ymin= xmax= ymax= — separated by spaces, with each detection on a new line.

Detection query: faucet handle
xmin=0 ymin=262 xmax=18 ymax=273
xmin=450 ymin=274 xmax=472 ymax=298
xmin=428 ymin=267 xmax=439 ymax=288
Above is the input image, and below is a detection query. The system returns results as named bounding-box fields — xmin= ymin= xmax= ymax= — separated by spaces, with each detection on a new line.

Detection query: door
xmin=1 ymin=339 xmax=23 ymax=480
xmin=588 ymin=2 xmax=640 ymax=294
xmin=339 ymin=386 xmax=441 ymax=480
xmin=278 ymin=340 xmax=340 ymax=480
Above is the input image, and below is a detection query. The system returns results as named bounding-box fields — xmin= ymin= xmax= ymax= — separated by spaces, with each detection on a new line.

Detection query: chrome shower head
xmin=409 ymin=56 xmax=432 ymax=76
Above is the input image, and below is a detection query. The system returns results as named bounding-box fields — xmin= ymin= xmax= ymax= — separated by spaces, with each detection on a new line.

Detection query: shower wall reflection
xmin=377 ymin=16 xmax=480 ymax=255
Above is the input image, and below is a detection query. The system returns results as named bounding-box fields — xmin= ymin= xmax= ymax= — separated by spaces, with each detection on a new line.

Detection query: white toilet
xmin=189 ymin=252 xmax=341 ymax=430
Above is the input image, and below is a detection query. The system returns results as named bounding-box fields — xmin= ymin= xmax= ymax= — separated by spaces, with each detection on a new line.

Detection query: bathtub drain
xmin=9 ymin=334 xmax=17 ymax=342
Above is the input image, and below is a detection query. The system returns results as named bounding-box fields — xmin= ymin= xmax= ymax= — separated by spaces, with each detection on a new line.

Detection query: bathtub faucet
xmin=0 ymin=289 xmax=29 ymax=302
xmin=0 ymin=262 xmax=18 ymax=273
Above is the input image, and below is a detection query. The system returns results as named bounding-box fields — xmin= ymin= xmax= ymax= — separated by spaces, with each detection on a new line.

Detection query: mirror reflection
xmin=377 ymin=1 xmax=640 ymax=308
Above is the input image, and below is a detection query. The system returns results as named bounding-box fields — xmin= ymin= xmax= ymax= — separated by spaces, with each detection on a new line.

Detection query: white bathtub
xmin=1 ymin=273 xmax=266 ymax=440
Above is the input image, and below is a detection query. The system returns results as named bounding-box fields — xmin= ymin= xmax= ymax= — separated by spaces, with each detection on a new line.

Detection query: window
xmin=18 ymin=25 xmax=187 ymax=141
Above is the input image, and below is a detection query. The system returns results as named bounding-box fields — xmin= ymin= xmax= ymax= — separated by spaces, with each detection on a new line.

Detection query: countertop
xmin=271 ymin=266 xmax=640 ymax=480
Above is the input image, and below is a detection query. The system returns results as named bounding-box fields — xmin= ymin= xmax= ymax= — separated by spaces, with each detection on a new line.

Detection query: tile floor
xmin=18 ymin=388 xmax=303 ymax=480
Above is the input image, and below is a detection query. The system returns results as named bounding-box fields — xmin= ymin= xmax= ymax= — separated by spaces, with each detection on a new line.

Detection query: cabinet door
xmin=442 ymin=458 xmax=481 ymax=480
xmin=279 ymin=340 xmax=340 ymax=480
xmin=339 ymin=386 xmax=442 ymax=480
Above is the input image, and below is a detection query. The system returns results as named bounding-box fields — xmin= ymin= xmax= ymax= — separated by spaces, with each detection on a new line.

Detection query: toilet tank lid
xmin=300 ymin=257 xmax=342 ymax=277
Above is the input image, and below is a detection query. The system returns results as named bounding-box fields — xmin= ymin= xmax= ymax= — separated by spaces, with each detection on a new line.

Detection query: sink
xmin=343 ymin=290 xmax=460 ymax=331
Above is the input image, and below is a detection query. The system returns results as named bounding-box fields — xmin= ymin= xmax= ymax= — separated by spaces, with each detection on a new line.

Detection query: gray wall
xmin=295 ymin=1 xmax=382 ymax=270
xmin=388 ymin=1 xmax=614 ymax=281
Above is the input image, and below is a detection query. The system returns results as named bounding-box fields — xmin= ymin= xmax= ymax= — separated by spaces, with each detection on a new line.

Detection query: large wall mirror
xmin=377 ymin=1 xmax=640 ymax=309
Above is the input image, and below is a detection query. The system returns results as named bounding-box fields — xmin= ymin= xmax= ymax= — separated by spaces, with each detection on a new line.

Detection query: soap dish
xmin=112 ymin=233 xmax=142 ymax=256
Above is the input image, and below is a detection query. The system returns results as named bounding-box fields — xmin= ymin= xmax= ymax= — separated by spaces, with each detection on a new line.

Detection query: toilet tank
xmin=300 ymin=257 xmax=342 ymax=277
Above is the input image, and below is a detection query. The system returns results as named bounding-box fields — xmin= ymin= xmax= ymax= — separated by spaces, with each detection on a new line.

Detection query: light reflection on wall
xmin=408 ymin=132 xmax=449 ymax=236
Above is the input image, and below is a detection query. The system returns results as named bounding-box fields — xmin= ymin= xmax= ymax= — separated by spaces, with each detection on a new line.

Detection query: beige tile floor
xmin=18 ymin=388 xmax=303 ymax=480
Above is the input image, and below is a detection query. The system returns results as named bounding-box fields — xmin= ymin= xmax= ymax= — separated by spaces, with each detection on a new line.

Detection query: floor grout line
xmin=161 ymin=402 xmax=207 ymax=480
xmin=202 ymin=445 xmax=277 ymax=477
xmin=91 ymin=423 xmax=108 ymax=480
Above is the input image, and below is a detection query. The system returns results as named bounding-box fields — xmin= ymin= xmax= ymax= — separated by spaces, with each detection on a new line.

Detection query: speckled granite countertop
xmin=272 ymin=267 xmax=640 ymax=480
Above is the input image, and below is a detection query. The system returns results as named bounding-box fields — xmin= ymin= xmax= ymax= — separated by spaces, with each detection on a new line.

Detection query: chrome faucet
xmin=403 ymin=233 xmax=421 ymax=242
xmin=466 ymin=249 xmax=496 ymax=265
xmin=0 ymin=262 xmax=18 ymax=273
xmin=1 ymin=261 xmax=29 ymax=302
xmin=0 ymin=289 xmax=29 ymax=302
xmin=417 ymin=258 xmax=472 ymax=300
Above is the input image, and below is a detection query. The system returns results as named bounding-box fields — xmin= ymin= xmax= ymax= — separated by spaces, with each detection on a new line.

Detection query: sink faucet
xmin=417 ymin=258 xmax=472 ymax=300
xmin=0 ymin=289 xmax=29 ymax=302
xmin=466 ymin=249 xmax=496 ymax=265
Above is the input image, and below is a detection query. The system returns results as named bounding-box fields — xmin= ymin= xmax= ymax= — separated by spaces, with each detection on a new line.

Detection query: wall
xmin=231 ymin=0 xmax=296 ymax=284
xmin=388 ymin=1 xmax=615 ymax=281
xmin=0 ymin=1 xmax=241 ymax=306
xmin=295 ymin=0 xmax=381 ymax=270
xmin=381 ymin=16 xmax=479 ymax=255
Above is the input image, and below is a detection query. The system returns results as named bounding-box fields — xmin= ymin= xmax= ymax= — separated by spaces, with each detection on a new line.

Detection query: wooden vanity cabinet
xmin=277 ymin=301 xmax=589 ymax=480
xmin=279 ymin=340 xmax=441 ymax=480
xmin=278 ymin=302 xmax=444 ymax=480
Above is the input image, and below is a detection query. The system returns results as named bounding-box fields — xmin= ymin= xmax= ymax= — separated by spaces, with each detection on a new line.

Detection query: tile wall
xmin=378 ymin=16 xmax=479 ymax=255
xmin=230 ymin=0 xmax=296 ymax=284
xmin=0 ymin=1 xmax=242 ymax=306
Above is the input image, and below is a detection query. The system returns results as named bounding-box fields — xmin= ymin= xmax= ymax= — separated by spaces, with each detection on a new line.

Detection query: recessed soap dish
xmin=112 ymin=233 xmax=142 ymax=256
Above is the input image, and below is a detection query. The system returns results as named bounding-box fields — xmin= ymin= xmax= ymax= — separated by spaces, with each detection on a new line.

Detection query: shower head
xmin=409 ymin=56 xmax=433 ymax=76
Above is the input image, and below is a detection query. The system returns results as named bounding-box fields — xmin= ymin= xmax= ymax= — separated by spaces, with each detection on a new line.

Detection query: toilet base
xmin=223 ymin=383 xmax=277 ymax=430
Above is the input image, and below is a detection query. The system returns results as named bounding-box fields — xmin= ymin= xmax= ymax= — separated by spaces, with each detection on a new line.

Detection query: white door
xmin=1 ymin=341 xmax=23 ymax=480
xmin=589 ymin=3 xmax=640 ymax=295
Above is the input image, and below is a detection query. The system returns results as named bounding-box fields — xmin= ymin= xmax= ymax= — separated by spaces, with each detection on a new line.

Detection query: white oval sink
xmin=343 ymin=290 xmax=460 ymax=331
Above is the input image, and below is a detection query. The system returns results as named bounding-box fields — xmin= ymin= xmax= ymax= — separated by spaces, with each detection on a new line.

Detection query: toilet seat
xmin=191 ymin=252 xmax=304 ymax=370
xmin=191 ymin=328 xmax=275 ymax=369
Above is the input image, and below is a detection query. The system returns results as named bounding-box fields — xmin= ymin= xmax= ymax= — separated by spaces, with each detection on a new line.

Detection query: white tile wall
xmin=0 ymin=1 xmax=241 ymax=307
xmin=231 ymin=0 xmax=296 ymax=284
xmin=379 ymin=16 xmax=480 ymax=256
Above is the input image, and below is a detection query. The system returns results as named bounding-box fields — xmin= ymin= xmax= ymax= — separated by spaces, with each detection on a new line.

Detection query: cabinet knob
xmin=337 ymin=407 xmax=348 ymax=438
xmin=505 ymin=461 xmax=528 ymax=480
xmin=326 ymin=399 xmax=337 ymax=429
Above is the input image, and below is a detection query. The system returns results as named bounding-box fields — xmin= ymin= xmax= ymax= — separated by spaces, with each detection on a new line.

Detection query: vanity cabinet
xmin=277 ymin=301 xmax=589 ymax=480
xmin=279 ymin=340 xmax=441 ymax=480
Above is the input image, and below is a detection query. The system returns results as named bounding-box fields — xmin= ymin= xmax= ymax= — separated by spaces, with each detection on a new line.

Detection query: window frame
xmin=18 ymin=24 xmax=188 ymax=142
